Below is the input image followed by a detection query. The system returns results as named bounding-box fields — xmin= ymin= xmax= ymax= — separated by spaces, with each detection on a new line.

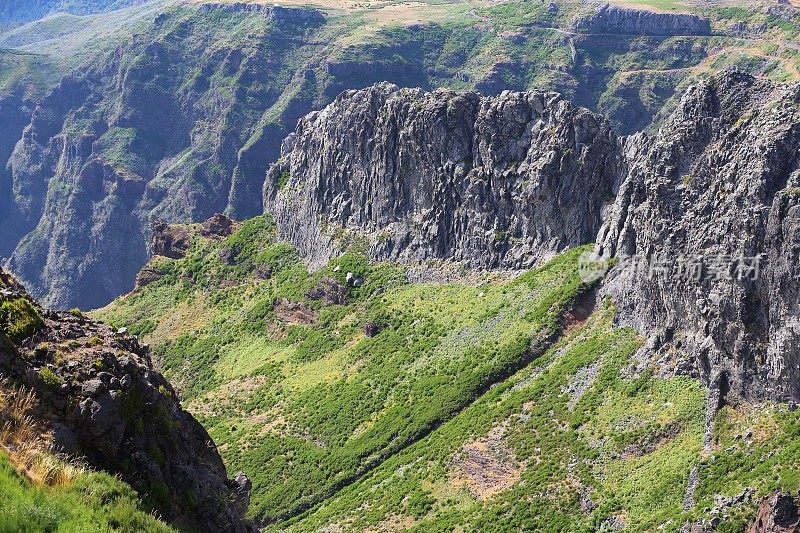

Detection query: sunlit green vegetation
xmin=0 ymin=452 xmax=173 ymax=532
xmin=97 ymin=215 xmax=800 ymax=530
xmin=285 ymin=303 xmax=701 ymax=531
xmin=96 ymin=216 xmax=594 ymax=522
xmin=0 ymin=49 xmax=59 ymax=100
xmin=0 ymin=296 xmax=44 ymax=343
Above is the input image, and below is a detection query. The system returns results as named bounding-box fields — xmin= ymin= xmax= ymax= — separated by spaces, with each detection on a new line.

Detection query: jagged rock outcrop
xmin=134 ymin=265 xmax=165 ymax=288
xmin=199 ymin=2 xmax=325 ymax=24
xmin=265 ymin=83 xmax=621 ymax=269
xmin=150 ymin=220 xmax=191 ymax=259
xmin=574 ymin=4 xmax=711 ymax=36
xmin=0 ymin=266 xmax=254 ymax=532
xmin=202 ymin=212 xmax=239 ymax=238
xmin=597 ymin=70 xmax=800 ymax=401
xmin=747 ymin=492 xmax=800 ymax=533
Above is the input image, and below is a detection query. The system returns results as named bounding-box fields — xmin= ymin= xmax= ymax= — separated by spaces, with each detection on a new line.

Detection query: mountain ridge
xmin=5 ymin=0 xmax=799 ymax=310
xmin=265 ymin=82 xmax=620 ymax=270
xmin=263 ymin=69 xmax=800 ymax=407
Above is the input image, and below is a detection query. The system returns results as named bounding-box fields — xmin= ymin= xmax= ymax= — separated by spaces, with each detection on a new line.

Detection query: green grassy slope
xmin=287 ymin=303 xmax=701 ymax=531
xmin=0 ymin=48 xmax=59 ymax=99
xmin=95 ymin=217 xmax=800 ymax=530
xmin=288 ymin=302 xmax=800 ymax=532
xmin=95 ymin=217 xmax=594 ymax=522
xmin=0 ymin=1 xmax=174 ymax=61
xmin=0 ymin=0 xmax=151 ymax=30
xmin=0 ymin=452 xmax=173 ymax=532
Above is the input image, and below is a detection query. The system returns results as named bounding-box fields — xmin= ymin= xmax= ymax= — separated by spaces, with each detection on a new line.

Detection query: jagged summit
xmin=265 ymin=82 xmax=621 ymax=270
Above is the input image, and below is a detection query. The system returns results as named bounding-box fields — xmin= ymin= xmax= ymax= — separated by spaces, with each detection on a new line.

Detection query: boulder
xmin=202 ymin=213 xmax=238 ymax=238
xmin=306 ymin=276 xmax=348 ymax=305
xmin=747 ymin=492 xmax=800 ymax=533
xmin=150 ymin=220 xmax=190 ymax=259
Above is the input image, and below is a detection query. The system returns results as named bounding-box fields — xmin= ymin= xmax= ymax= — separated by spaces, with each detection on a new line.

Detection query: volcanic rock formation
xmin=597 ymin=70 xmax=800 ymax=401
xmin=265 ymin=82 xmax=621 ymax=269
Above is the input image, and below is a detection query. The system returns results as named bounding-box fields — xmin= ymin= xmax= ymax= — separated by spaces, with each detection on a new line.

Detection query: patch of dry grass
xmin=0 ymin=379 xmax=81 ymax=487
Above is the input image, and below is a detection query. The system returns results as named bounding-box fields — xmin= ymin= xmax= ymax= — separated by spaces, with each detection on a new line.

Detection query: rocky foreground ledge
xmin=0 ymin=267 xmax=254 ymax=532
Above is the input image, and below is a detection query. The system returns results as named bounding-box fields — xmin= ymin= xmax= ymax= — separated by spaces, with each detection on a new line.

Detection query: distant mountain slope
xmin=3 ymin=0 xmax=800 ymax=310
xmin=0 ymin=0 xmax=146 ymax=30
xmin=0 ymin=1 xmax=171 ymax=61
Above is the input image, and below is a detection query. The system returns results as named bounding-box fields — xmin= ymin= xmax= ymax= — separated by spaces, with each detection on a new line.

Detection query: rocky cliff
xmin=264 ymin=71 xmax=800 ymax=404
xmin=573 ymin=4 xmax=711 ymax=36
xmin=0 ymin=266 xmax=253 ymax=531
xmin=597 ymin=70 xmax=800 ymax=402
xmin=0 ymin=0 xmax=726 ymax=310
xmin=265 ymin=83 xmax=620 ymax=269
xmin=198 ymin=2 xmax=325 ymax=24
xmin=1 ymin=6 xmax=328 ymax=310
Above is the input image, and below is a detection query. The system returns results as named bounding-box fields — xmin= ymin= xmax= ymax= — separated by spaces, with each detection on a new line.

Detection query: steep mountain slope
xmin=96 ymin=213 xmax=800 ymax=532
xmin=0 ymin=266 xmax=253 ymax=531
xmin=0 ymin=0 xmax=148 ymax=30
xmin=95 ymin=215 xmax=594 ymax=522
xmin=2 ymin=5 xmax=330 ymax=309
xmin=0 ymin=452 xmax=174 ymax=532
xmin=95 ymin=69 xmax=800 ymax=530
xmin=0 ymin=1 xmax=174 ymax=63
xmin=266 ymin=69 xmax=800 ymax=408
xmin=265 ymin=83 xmax=620 ymax=270
xmin=287 ymin=302 xmax=800 ymax=533
xmin=7 ymin=0 xmax=800 ymax=309
xmin=597 ymin=70 xmax=800 ymax=403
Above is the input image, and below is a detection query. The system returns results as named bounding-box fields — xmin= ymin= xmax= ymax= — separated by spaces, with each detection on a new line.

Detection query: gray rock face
xmin=264 ymin=83 xmax=620 ymax=270
xmin=574 ymin=4 xmax=711 ymax=36
xmin=597 ymin=70 xmax=800 ymax=401
xmin=150 ymin=220 xmax=191 ymax=260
